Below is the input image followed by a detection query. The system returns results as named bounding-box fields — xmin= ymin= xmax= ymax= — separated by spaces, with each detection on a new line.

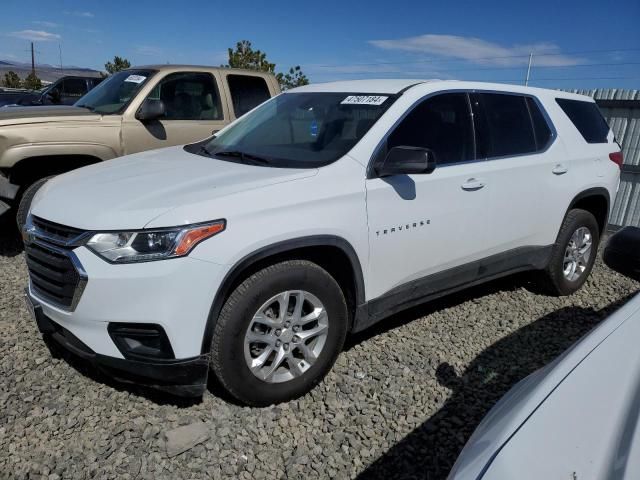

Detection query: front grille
xmin=25 ymin=217 xmax=87 ymax=310
xmin=31 ymin=216 xmax=84 ymax=245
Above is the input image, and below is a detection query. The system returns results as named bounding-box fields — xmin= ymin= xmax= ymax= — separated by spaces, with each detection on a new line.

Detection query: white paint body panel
xmin=28 ymin=80 xmax=621 ymax=360
xmin=449 ymin=293 xmax=640 ymax=480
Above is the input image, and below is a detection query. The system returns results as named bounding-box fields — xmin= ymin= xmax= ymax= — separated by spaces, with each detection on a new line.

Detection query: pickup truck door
xmin=364 ymin=92 xmax=491 ymax=303
xmin=121 ymin=71 xmax=229 ymax=155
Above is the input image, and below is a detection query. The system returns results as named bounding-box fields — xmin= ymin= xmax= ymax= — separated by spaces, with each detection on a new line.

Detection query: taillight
xmin=609 ymin=151 xmax=624 ymax=169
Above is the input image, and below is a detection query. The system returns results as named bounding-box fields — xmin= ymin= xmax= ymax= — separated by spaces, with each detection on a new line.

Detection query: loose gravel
xmin=1 ymin=220 xmax=638 ymax=480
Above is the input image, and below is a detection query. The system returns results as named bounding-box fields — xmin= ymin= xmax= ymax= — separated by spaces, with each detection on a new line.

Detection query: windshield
xmin=194 ymin=92 xmax=395 ymax=168
xmin=74 ymin=70 xmax=154 ymax=114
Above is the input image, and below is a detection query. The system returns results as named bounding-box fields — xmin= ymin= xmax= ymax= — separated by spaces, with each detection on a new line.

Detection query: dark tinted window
xmin=556 ymin=98 xmax=609 ymax=143
xmin=474 ymin=93 xmax=536 ymax=157
xmin=227 ymin=75 xmax=271 ymax=117
xmin=526 ymin=97 xmax=553 ymax=149
xmin=147 ymin=72 xmax=222 ymax=120
xmin=386 ymin=93 xmax=474 ymax=165
xmin=62 ymin=78 xmax=87 ymax=97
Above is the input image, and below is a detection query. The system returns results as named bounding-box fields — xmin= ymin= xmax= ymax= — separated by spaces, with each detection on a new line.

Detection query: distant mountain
xmin=0 ymin=59 xmax=103 ymax=83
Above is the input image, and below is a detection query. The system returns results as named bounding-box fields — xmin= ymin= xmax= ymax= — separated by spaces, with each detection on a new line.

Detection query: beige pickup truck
xmin=0 ymin=65 xmax=280 ymax=225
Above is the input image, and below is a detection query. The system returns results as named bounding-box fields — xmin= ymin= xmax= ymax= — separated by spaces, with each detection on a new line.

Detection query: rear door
xmin=471 ymin=92 xmax=565 ymax=255
xmin=122 ymin=71 xmax=229 ymax=154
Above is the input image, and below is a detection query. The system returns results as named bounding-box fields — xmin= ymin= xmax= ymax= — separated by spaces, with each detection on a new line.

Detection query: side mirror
xmin=375 ymin=146 xmax=436 ymax=178
xmin=603 ymin=227 xmax=640 ymax=282
xmin=136 ymin=99 xmax=166 ymax=121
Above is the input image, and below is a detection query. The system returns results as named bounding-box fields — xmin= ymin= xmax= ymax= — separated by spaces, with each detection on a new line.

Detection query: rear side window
xmin=227 ymin=75 xmax=271 ymax=118
xmin=62 ymin=78 xmax=88 ymax=97
xmin=386 ymin=92 xmax=474 ymax=165
xmin=526 ymin=97 xmax=553 ymax=150
xmin=473 ymin=93 xmax=536 ymax=157
xmin=556 ymin=98 xmax=609 ymax=143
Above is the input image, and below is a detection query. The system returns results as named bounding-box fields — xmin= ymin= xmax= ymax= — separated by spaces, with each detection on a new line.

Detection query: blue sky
xmin=2 ymin=0 xmax=639 ymax=89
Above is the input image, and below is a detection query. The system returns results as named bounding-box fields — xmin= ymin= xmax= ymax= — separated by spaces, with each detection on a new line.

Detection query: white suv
xmin=23 ymin=79 xmax=621 ymax=406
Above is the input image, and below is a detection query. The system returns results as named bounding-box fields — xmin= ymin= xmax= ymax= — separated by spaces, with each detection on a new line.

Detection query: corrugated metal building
xmin=566 ymin=89 xmax=640 ymax=229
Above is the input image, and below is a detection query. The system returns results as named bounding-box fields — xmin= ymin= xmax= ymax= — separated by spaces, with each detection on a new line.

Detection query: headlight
xmin=86 ymin=220 xmax=225 ymax=263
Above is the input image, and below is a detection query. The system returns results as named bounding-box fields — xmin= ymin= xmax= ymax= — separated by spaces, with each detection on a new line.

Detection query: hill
xmin=0 ymin=59 xmax=102 ymax=84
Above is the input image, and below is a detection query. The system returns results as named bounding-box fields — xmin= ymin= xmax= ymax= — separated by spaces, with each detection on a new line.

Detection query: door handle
xmin=461 ymin=178 xmax=486 ymax=191
xmin=552 ymin=164 xmax=568 ymax=175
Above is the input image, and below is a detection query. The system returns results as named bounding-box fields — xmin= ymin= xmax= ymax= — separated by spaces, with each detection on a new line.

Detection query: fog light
xmin=108 ymin=323 xmax=175 ymax=360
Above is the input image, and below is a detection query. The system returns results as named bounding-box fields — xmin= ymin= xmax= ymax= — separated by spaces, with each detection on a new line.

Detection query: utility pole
xmin=31 ymin=42 xmax=35 ymax=76
xmin=525 ymin=52 xmax=533 ymax=86
xmin=59 ymin=44 xmax=64 ymax=74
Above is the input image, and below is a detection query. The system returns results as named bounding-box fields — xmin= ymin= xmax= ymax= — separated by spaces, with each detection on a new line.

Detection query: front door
xmin=365 ymin=92 xmax=492 ymax=301
xmin=122 ymin=71 xmax=228 ymax=155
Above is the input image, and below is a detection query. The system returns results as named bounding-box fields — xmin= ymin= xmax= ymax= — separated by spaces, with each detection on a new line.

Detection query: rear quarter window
xmin=227 ymin=75 xmax=271 ymax=117
xmin=555 ymin=98 xmax=610 ymax=143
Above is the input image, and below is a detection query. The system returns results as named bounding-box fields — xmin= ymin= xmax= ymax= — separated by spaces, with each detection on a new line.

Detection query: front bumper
xmin=27 ymin=289 xmax=210 ymax=397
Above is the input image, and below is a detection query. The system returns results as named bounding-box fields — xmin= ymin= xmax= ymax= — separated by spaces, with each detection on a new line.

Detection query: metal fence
xmin=566 ymin=89 xmax=640 ymax=229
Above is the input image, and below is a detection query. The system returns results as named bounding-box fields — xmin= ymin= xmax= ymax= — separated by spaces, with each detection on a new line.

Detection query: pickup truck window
xmin=197 ymin=92 xmax=395 ymax=168
xmin=227 ymin=75 xmax=271 ymax=117
xmin=146 ymin=72 xmax=222 ymax=120
xmin=75 ymin=70 xmax=154 ymax=114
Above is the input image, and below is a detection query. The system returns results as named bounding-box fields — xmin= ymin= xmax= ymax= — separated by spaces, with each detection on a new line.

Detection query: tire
xmin=540 ymin=208 xmax=600 ymax=296
xmin=16 ymin=176 xmax=54 ymax=230
xmin=210 ymin=260 xmax=348 ymax=406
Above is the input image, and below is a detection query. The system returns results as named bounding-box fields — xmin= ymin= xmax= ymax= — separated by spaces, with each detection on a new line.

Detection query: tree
xmin=104 ymin=56 xmax=131 ymax=75
xmin=226 ymin=40 xmax=276 ymax=73
xmin=225 ymin=40 xmax=309 ymax=90
xmin=22 ymin=72 xmax=42 ymax=90
xmin=276 ymin=66 xmax=309 ymax=90
xmin=2 ymin=71 xmax=21 ymax=88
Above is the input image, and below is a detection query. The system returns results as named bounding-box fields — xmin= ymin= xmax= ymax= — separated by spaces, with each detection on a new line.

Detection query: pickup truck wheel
xmin=540 ymin=208 xmax=600 ymax=296
xmin=16 ymin=176 xmax=54 ymax=230
xmin=210 ymin=260 xmax=348 ymax=406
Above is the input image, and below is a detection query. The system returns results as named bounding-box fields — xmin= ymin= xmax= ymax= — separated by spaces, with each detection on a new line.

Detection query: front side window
xmin=192 ymin=92 xmax=395 ymax=168
xmin=74 ymin=69 xmax=154 ymax=114
xmin=473 ymin=93 xmax=536 ymax=158
xmin=556 ymin=98 xmax=609 ymax=143
xmin=146 ymin=72 xmax=222 ymax=120
xmin=386 ymin=93 xmax=475 ymax=165
xmin=227 ymin=75 xmax=271 ymax=117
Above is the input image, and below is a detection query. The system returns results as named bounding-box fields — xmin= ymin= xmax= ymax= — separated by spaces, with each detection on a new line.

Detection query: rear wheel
xmin=540 ymin=208 xmax=600 ymax=296
xmin=210 ymin=260 xmax=348 ymax=406
xmin=16 ymin=176 xmax=54 ymax=230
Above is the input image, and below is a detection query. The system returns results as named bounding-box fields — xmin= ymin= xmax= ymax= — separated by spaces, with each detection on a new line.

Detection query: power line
xmin=311 ymin=48 xmax=640 ymax=68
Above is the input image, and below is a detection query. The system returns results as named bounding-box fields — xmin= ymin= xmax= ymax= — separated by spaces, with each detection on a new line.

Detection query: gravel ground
xmin=1 ymin=218 xmax=638 ymax=480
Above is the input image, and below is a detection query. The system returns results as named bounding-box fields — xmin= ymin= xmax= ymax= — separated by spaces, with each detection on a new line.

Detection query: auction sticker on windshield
xmin=124 ymin=75 xmax=146 ymax=84
xmin=341 ymin=95 xmax=388 ymax=106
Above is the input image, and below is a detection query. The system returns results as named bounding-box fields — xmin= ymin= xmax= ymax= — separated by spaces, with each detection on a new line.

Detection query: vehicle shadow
xmin=0 ymin=213 xmax=24 ymax=257
xmin=41 ymin=336 xmax=202 ymax=408
xmin=346 ymin=272 xmax=534 ymax=351
xmin=357 ymin=292 xmax=638 ymax=480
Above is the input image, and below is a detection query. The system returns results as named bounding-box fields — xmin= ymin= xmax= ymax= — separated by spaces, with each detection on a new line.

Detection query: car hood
xmin=448 ymin=292 xmax=640 ymax=479
xmin=0 ymin=105 xmax=99 ymax=126
xmin=31 ymin=146 xmax=318 ymax=230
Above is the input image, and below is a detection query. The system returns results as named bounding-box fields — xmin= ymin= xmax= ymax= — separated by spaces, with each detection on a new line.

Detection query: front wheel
xmin=210 ymin=260 xmax=348 ymax=406
xmin=540 ymin=208 xmax=600 ymax=296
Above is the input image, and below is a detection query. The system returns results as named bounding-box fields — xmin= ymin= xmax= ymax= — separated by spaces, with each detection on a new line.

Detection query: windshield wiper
xmin=213 ymin=150 xmax=272 ymax=165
